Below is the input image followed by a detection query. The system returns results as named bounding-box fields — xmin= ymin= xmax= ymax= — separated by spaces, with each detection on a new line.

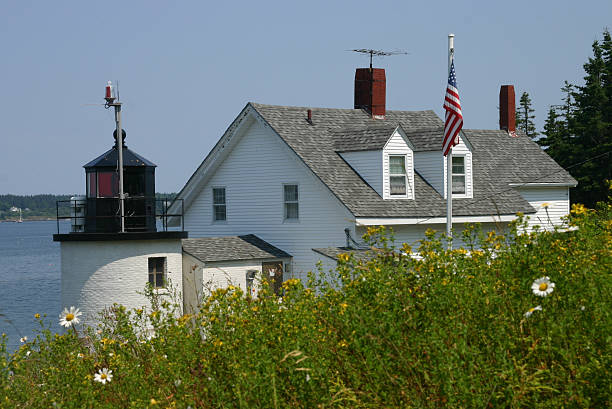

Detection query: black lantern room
xmin=83 ymin=130 xmax=157 ymax=233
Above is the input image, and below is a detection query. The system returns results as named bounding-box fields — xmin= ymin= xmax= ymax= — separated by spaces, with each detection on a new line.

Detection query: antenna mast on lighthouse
xmin=104 ymin=81 xmax=126 ymax=233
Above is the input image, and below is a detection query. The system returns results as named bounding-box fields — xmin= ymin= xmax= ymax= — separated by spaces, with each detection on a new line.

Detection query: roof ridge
xmin=250 ymin=102 xmax=438 ymax=115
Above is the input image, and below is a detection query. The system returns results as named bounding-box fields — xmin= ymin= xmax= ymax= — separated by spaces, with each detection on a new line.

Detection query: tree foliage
xmin=540 ymin=30 xmax=612 ymax=207
xmin=516 ymin=91 xmax=538 ymax=139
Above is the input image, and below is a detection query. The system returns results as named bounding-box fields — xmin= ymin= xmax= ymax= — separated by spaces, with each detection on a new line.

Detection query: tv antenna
xmin=350 ymin=49 xmax=408 ymax=69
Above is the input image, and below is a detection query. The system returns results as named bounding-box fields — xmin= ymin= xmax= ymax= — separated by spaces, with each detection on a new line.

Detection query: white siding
xmin=383 ymin=131 xmax=414 ymax=199
xmin=184 ymin=119 xmax=356 ymax=279
xmin=443 ymin=136 xmax=473 ymax=199
xmin=356 ymin=222 xmax=510 ymax=250
xmin=60 ymin=239 xmax=183 ymax=326
xmin=414 ymin=151 xmax=444 ymax=195
xmin=339 ymin=150 xmax=382 ymax=196
xmin=516 ymin=187 xmax=570 ymax=231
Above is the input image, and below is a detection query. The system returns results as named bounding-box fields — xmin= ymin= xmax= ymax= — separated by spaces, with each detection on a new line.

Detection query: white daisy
xmin=20 ymin=336 xmax=27 ymax=343
xmin=524 ymin=305 xmax=542 ymax=318
xmin=94 ymin=368 xmax=113 ymax=384
xmin=59 ymin=306 xmax=82 ymax=328
xmin=531 ymin=277 xmax=555 ymax=297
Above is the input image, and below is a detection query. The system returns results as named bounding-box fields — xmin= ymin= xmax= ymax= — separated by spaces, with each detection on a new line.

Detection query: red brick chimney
xmin=354 ymin=68 xmax=386 ymax=119
xmin=499 ymin=85 xmax=516 ymax=135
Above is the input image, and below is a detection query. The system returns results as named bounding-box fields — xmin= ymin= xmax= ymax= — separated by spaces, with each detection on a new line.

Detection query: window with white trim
xmin=389 ymin=155 xmax=407 ymax=196
xmin=283 ymin=184 xmax=299 ymax=220
xmin=213 ymin=187 xmax=226 ymax=221
xmin=452 ymin=156 xmax=466 ymax=194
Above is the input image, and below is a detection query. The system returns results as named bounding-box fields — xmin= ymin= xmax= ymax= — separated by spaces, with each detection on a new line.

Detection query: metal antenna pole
xmin=115 ymin=102 xmax=125 ymax=233
xmin=349 ymin=48 xmax=409 ymax=70
xmin=446 ymin=34 xmax=454 ymax=244
xmin=104 ymin=81 xmax=125 ymax=233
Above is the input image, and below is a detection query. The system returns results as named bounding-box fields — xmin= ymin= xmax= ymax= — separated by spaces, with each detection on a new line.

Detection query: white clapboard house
xmin=170 ymin=68 xmax=577 ymax=295
xmin=54 ymin=69 xmax=576 ymax=324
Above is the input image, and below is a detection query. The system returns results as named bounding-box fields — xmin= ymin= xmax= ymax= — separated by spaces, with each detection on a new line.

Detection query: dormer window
xmin=389 ymin=155 xmax=407 ymax=196
xmin=452 ymin=156 xmax=466 ymax=194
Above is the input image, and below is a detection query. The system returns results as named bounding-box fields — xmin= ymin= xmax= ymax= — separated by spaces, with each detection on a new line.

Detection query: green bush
xmin=1 ymin=202 xmax=610 ymax=408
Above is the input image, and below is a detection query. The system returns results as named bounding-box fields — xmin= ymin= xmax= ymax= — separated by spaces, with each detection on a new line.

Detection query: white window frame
xmin=283 ymin=184 xmax=299 ymax=222
xmin=451 ymin=156 xmax=466 ymax=195
xmin=388 ymin=155 xmax=408 ymax=198
xmin=212 ymin=186 xmax=227 ymax=222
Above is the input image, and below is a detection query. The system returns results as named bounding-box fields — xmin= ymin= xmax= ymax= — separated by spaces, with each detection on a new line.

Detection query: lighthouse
xmin=53 ymin=82 xmax=188 ymax=326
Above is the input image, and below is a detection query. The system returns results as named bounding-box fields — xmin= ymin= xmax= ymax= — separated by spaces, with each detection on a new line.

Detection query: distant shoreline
xmin=0 ymin=218 xmax=57 ymax=223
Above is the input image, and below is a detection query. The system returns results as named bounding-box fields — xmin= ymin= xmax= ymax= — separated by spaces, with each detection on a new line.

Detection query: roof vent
xmin=307 ymin=109 xmax=312 ymax=124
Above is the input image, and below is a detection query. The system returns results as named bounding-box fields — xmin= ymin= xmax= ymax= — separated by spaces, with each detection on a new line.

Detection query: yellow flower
xmin=338 ymin=253 xmax=350 ymax=262
xmin=34 ymin=313 xmax=40 ymax=319
xmin=571 ymin=203 xmax=587 ymax=215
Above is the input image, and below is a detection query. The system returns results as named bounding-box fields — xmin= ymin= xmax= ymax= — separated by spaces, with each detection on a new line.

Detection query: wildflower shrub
xmin=1 ymin=203 xmax=610 ymax=408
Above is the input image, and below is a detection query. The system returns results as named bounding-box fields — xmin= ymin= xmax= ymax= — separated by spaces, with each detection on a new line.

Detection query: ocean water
xmin=0 ymin=220 xmax=66 ymax=353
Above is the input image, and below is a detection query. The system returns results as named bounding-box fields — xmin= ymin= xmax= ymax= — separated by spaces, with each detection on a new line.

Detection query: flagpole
xmin=446 ymin=34 xmax=454 ymax=244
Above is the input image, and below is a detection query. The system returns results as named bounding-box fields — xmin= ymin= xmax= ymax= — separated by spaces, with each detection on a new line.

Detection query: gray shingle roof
xmin=183 ymin=235 xmax=291 ymax=263
xmin=332 ymin=124 xmax=399 ymax=152
xmin=250 ymin=103 xmax=576 ymax=218
xmin=312 ymin=247 xmax=374 ymax=262
xmin=404 ymin=127 xmax=446 ymax=152
xmin=463 ymin=129 xmax=578 ymax=186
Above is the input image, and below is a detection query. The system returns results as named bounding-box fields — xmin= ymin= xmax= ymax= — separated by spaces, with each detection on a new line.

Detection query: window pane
xmin=87 ymin=173 xmax=97 ymax=198
xmin=213 ymin=188 xmax=225 ymax=205
xmin=155 ymin=273 xmax=164 ymax=288
xmin=148 ymin=257 xmax=166 ymax=288
xmin=214 ymin=205 xmax=226 ymax=221
xmin=285 ymin=202 xmax=299 ymax=219
xmin=452 ymin=175 xmax=466 ymax=194
xmin=284 ymin=185 xmax=298 ymax=202
xmin=389 ymin=156 xmax=405 ymax=175
xmin=98 ymin=172 xmax=118 ymax=198
xmin=452 ymin=157 xmax=464 ymax=174
xmin=390 ymin=176 xmax=406 ymax=195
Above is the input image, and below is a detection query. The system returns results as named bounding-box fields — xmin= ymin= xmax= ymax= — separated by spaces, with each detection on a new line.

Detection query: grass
xmin=1 ymin=200 xmax=610 ymax=408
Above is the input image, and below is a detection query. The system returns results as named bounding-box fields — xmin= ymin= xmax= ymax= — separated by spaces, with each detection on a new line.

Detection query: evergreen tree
xmin=570 ymin=31 xmax=612 ymax=207
xmin=541 ymin=30 xmax=612 ymax=207
xmin=515 ymin=92 xmax=538 ymax=139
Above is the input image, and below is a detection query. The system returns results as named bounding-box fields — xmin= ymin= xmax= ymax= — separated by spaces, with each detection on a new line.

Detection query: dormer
xmin=411 ymin=128 xmax=474 ymax=199
xmin=334 ymin=124 xmax=415 ymax=200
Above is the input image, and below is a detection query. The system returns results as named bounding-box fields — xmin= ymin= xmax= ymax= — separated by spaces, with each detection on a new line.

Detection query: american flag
xmin=443 ymin=60 xmax=463 ymax=156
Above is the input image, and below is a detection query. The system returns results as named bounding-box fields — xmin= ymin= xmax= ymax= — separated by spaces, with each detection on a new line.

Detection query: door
xmin=262 ymin=261 xmax=283 ymax=295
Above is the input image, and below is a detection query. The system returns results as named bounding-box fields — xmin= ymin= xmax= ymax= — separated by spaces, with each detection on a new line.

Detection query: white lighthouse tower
xmin=53 ymin=82 xmax=188 ymax=326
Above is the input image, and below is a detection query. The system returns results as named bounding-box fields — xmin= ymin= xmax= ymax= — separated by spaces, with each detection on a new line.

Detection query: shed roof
xmin=312 ymin=247 xmax=374 ymax=262
xmin=182 ymin=235 xmax=291 ymax=263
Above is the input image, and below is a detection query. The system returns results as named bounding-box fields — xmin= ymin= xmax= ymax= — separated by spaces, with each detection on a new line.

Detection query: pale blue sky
xmin=1 ymin=0 xmax=610 ymax=194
